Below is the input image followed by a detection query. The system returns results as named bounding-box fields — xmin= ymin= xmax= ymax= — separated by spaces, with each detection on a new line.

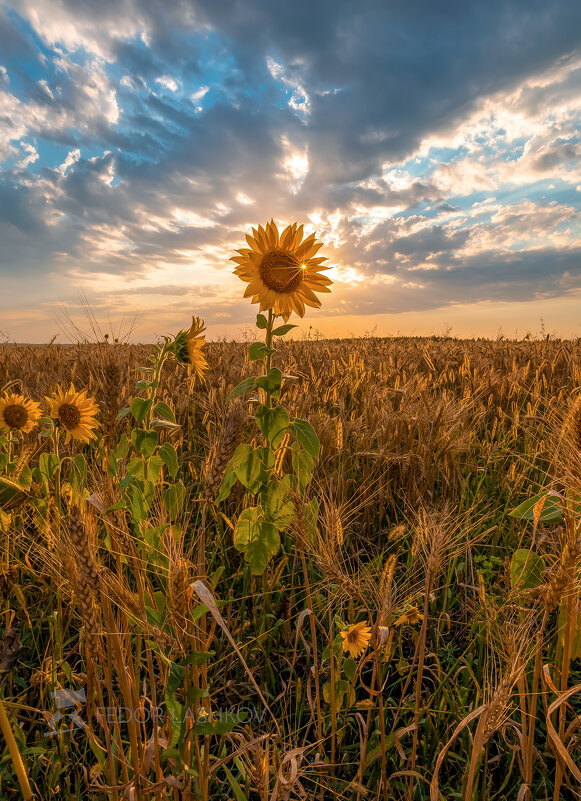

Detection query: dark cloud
xmin=0 ymin=0 xmax=580 ymax=332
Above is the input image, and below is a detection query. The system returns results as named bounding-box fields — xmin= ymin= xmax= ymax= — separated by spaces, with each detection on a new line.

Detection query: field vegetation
xmin=0 ymin=220 xmax=580 ymax=800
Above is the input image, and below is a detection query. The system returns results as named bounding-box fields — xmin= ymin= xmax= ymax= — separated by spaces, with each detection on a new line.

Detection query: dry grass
xmin=1 ymin=334 xmax=580 ymax=800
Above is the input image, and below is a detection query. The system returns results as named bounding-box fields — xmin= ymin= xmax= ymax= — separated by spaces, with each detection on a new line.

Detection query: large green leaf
xmin=164 ymin=480 xmax=186 ymax=521
xmin=291 ymin=419 xmax=320 ymax=459
xmin=262 ymin=477 xmax=295 ymax=528
xmin=131 ymin=428 xmax=159 ymax=459
xmin=233 ymin=509 xmax=280 ymax=574
xmin=248 ymin=342 xmax=268 ymax=361
xmin=255 ymin=405 xmax=290 ymax=447
xmin=131 ymin=397 xmax=153 ymax=425
xmin=510 ymin=549 xmax=546 ymax=590
xmin=159 ymin=442 xmax=179 ymax=479
xmin=291 ymin=443 xmax=315 ymax=490
xmin=244 ymin=523 xmax=280 ymax=575
xmin=255 ymin=368 xmax=282 ymax=394
xmin=509 ymin=492 xmax=563 ymax=522
xmin=232 ymin=444 xmax=267 ymax=493
xmin=216 ymin=462 xmax=237 ymax=503
xmin=227 ymin=376 xmax=257 ymax=402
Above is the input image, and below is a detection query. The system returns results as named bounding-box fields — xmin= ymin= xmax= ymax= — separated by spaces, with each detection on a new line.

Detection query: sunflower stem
xmin=145 ymin=338 xmax=170 ymax=428
xmin=264 ymin=309 xmax=275 ymax=409
xmin=52 ymin=425 xmax=62 ymax=515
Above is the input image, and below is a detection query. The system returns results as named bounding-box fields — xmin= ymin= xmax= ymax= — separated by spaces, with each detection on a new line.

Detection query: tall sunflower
xmin=231 ymin=219 xmax=332 ymax=321
xmin=0 ymin=393 xmax=42 ymax=434
xmin=173 ymin=316 xmax=209 ymax=381
xmin=46 ymin=384 xmax=99 ymax=443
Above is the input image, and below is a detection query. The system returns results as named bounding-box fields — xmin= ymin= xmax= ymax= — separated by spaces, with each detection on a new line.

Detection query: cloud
xmin=0 ymin=0 xmax=579 ymax=341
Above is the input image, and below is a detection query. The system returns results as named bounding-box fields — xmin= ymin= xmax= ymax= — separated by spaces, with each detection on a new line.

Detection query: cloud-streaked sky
xmin=1 ymin=0 xmax=580 ymax=342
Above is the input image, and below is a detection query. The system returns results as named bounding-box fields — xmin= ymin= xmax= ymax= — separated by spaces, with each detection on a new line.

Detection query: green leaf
xmin=69 ymin=454 xmax=86 ymax=492
xmin=509 ymin=492 xmax=563 ymax=522
xmin=131 ymin=428 xmax=159 ymax=459
xmin=255 ymin=405 xmax=290 ymax=447
xmin=159 ymin=442 xmax=179 ymax=479
xmin=233 ymin=507 xmax=261 ymax=550
xmin=291 ymin=419 xmax=320 ymax=459
xmin=256 ymin=313 xmax=268 ymax=329
xmin=262 ymin=477 xmax=295 ymax=528
xmin=343 ymin=657 xmax=357 ymax=682
xmin=126 ymin=456 xmax=145 ymax=479
xmin=216 ymin=462 xmax=237 ymax=503
xmin=249 ymin=342 xmax=268 ymax=361
xmin=153 ymin=401 xmax=176 ymax=423
xmin=17 ymin=465 xmax=32 ymax=491
xmin=39 ymin=452 xmax=59 ymax=481
xmin=227 ymin=376 xmax=257 ymax=401
xmin=245 ymin=523 xmax=280 ymax=575
xmin=323 ymin=678 xmax=352 ymax=709
xmin=272 ymin=324 xmax=297 ymax=336
xmin=255 ymin=368 xmax=282 ymax=395
xmin=192 ymin=710 xmax=247 ymax=736
xmin=164 ymin=480 xmax=186 ymax=521
xmin=146 ymin=455 xmax=164 ymax=484
xmin=115 ymin=434 xmax=131 ymax=460
xmin=116 ymin=406 xmax=132 ymax=420
xmin=130 ymin=484 xmax=147 ymax=522
xmin=291 ymin=443 xmax=315 ymax=490
xmin=131 ymin=397 xmax=153 ymax=425
xmin=232 ymin=444 xmax=267 ymax=493
xmin=510 ymin=549 xmax=546 ymax=590
xmin=233 ymin=510 xmax=280 ymax=574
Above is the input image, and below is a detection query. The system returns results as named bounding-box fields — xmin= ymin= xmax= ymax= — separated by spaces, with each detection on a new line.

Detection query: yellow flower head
xmin=0 ymin=393 xmax=42 ymax=434
xmin=173 ymin=316 xmax=209 ymax=382
xmin=340 ymin=621 xmax=372 ymax=659
xmin=231 ymin=219 xmax=332 ymax=321
xmin=394 ymin=605 xmax=424 ymax=627
xmin=46 ymin=384 xmax=99 ymax=443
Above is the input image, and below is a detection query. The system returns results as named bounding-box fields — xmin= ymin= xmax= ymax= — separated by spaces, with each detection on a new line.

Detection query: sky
xmin=0 ymin=0 xmax=580 ymax=343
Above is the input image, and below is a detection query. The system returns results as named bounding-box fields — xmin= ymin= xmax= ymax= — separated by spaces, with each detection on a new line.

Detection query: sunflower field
xmin=0 ymin=221 xmax=581 ymax=800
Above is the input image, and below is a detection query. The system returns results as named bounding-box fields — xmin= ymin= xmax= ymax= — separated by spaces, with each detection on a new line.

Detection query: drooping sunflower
xmin=173 ymin=316 xmax=209 ymax=381
xmin=231 ymin=219 xmax=332 ymax=321
xmin=0 ymin=393 xmax=42 ymax=434
xmin=46 ymin=384 xmax=99 ymax=443
xmin=340 ymin=621 xmax=372 ymax=659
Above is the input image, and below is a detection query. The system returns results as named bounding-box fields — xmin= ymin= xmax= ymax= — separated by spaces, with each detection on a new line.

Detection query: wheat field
xmin=0 ymin=332 xmax=580 ymax=800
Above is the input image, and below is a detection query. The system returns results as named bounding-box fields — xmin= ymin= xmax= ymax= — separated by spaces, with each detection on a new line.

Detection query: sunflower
xmin=46 ymin=384 xmax=99 ymax=443
xmin=231 ymin=219 xmax=332 ymax=321
xmin=340 ymin=621 xmax=372 ymax=659
xmin=173 ymin=316 xmax=208 ymax=381
xmin=0 ymin=393 xmax=42 ymax=434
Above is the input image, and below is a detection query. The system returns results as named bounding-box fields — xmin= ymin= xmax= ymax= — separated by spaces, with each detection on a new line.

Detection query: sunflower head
xmin=173 ymin=316 xmax=209 ymax=381
xmin=340 ymin=621 xmax=372 ymax=659
xmin=46 ymin=384 xmax=99 ymax=443
xmin=231 ymin=219 xmax=332 ymax=322
xmin=0 ymin=393 xmax=42 ymax=434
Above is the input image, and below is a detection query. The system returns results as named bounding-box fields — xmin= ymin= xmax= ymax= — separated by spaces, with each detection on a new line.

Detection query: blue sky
xmin=0 ymin=0 xmax=580 ymax=341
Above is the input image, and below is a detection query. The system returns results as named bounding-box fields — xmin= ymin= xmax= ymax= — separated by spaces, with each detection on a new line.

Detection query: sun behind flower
xmin=231 ymin=219 xmax=332 ymax=321
xmin=46 ymin=384 xmax=99 ymax=443
xmin=340 ymin=621 xmax=372 ymax=659
xmin=0 ymin=393 xmax=42 ymax=434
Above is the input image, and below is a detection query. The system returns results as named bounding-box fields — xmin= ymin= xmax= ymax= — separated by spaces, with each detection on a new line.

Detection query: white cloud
xmin=155 ymin=75 xmax=180 ymax=92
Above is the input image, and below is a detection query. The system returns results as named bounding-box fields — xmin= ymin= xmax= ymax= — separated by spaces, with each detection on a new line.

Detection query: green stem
xmin=264 ymin=309 xmax=275 ymax=409
xmin=52 ymin=426 xmax=62 ymax=514
xmin=145 ymin=340 xmax=170 ymax=428
xmin=0 ymin=696 xmax=34 ymax=800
